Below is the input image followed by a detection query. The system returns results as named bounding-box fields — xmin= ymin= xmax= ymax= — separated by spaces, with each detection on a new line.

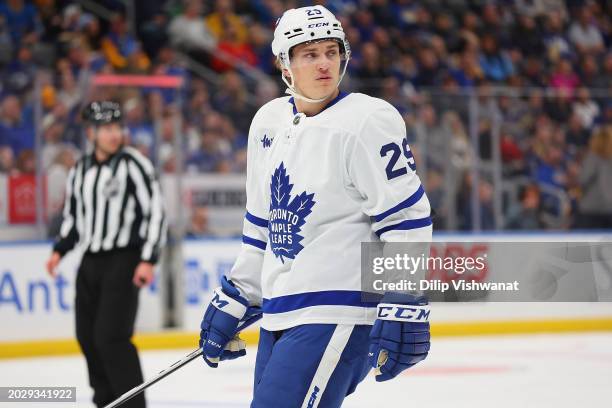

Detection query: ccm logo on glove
xmin=377 ymin=304 xmax=430 ymax=322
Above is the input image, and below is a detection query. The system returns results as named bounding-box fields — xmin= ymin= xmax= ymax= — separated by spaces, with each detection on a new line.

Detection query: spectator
xmin=40 ymin=114 xmax=69 ymax=169
xmin=4 ymin=44 xmax=36 ymax=94
xmin=579 ymin=55 xmax=600 ymax=88
xmin=211 ymin=23 xmax=257 ymax=72
xmin=186 ymin=126 xmax=227 ymax=173
xmin=168 ymin=0 xmax=216 ymax=57
xmin=533 ymin=144 xmax=568 ymax=189
xmin=352 ymin=9 xmax=376 ymax=43
xmin=573 ymin=87 xmax=600 ymax=129
xmin=211 ymin=71 xmax=256 ymax=134
xmin=542 ymin=11 xmax=572 ymax=62
xmin=520 ymin=55 xmax=546 ymax=87
xmin=391 ymin=53 xmax=417 ymax=86
xmin=565 ymin=112 xmax=591 ymax=150
xmin=576 ymin=126 xmax=612 ymax=229
xmin=416 ymin=103 xmax=448 ymax=170
xmin=15 ymin=148 xmax=35 ymax=174
xmin=150 ymin=46 xmax=188 ymax=104
xmin=56 ymin=65 xmax=82 ymax=112
xmin=591 ymin=52 xmax=612 ymax=90
xmin=413 ymin=47 xmax=443 ymax=88
xmin=568 ymin=5 xmax=605 ymax=56
xmin=380 ymin=76 xmax=409 ymax=113
xmin=81 ymin=14 xmax=102 ymax=52
xmin=443 ymin=111 xmax=473 ymax=172
xmin=514 ymin=0 xmax=568 ymax=20
xmin=0 ymin=95 xmax=34 ymax=156
xmin=479 ymin=34 xmax=514 ymax=82
xmin=449 ymin=51 xmax=484 ymax=88
xmin=456 ymin=173 xmax=495 ymax=230
xmin=158 ymin=112 xmax=177 ymax=173
xmin=0 ymin=14 xmax=12 ymax=65
xmin=101 ymin=13 xmax=150 ymax=72
xmin=505 ymin=184 xmax=544 ymax=230
xmin=545 ymin=91 xmax=573 ymax=123
xmin=187 ymin=206 xmax=210 ymax=236
xmin=248 ymin=23 xmax=275 ymax=74
xmin=123 ymin=97 xmax=155 ymax=158
xmin=355 ymin=42 xmax=387 ymax=95
xmin=549 ymin=57 xmax=580 ymax=96
xmin=0 ymin=145 xmax=15 ymax=173
xmin=205 ymin=0 xmax=248 ymax=44
xmin=512 ymin=14 xmax=544 ymax=57
xmin=185 ymin=79 xmax=213 ymax=125
xmin=0 ymin=0 xmax=40 ymax=46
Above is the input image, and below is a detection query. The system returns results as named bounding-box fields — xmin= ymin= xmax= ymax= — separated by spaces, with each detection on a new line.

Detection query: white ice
xmin=1 ymin=333 xmax=611 ymax=407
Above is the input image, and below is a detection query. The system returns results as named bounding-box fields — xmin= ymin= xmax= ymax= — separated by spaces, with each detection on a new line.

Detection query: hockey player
xmin=199 ymin=5 xmax=432 ymax=407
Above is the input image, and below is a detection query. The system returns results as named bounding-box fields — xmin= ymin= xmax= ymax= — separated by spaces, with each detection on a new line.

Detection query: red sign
xmin=427 ymin=243 xmax=490 ymax=283
xmin=8 ymin=175 xmax=46 ymax=224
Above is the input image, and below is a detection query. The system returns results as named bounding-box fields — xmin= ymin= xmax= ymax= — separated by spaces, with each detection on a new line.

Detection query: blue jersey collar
xmin=288 ymin=91 xmax=350 ymax=117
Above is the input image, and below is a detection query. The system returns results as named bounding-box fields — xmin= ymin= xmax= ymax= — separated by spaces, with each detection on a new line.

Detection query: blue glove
xmin=368 ymin=292 xmax=430 ymax=382
xmin=218 ymin=306 xmax=262 ymax=362
xmin=199 ymin=276 xmax=249 ymax=368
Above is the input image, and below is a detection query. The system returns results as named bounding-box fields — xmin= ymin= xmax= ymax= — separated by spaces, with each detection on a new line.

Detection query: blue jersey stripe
xmin=245 ymin=212 xmax=269 ymax=228
xmin=374 ymin=185 xmax=425 ymax=222
xmin=375 ymin=216 xmax=432 ymax=237
xmin=242 ymin=234 xmax=267 ymax=250
xmin=262 ymin=290 xmax=378 ymax=314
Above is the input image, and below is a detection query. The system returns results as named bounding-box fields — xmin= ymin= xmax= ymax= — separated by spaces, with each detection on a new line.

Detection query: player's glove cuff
xmin=200 ymin=276 xmax=250 ymax=368
xmin=376 ymin=292 xmax=430 ymax=323
xmin=210 ymin=278 xmax=249 ymax=319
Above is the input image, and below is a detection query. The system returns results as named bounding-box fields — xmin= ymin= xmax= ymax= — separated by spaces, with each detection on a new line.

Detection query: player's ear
xmin=275 ymin=57 xmax=292 ymax=81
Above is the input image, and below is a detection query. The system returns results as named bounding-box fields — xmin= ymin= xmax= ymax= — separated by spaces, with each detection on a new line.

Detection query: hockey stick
xmin=103 ymin=312 xmax=262 ymax=408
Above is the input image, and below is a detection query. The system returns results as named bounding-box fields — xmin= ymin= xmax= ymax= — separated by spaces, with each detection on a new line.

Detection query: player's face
xmin=95 ymin=123 xmax=124 ymax=155
xmin=289 ymin=40 xmax=341 ymax=100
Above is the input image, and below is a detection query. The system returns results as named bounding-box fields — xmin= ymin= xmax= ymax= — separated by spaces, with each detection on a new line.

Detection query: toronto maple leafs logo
xmin=269 ymin=162 xmax=316 ymax=263
xmin=261 ymin=134 xmax=274 ymax=148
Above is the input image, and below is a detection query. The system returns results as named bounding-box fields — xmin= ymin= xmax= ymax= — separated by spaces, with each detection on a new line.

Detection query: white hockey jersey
xmin=228 ymin=92 xmax=432 ymax=331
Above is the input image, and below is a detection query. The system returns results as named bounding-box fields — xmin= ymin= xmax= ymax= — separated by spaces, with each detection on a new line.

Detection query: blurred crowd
xmin=0 ymin=0 xmax=610 ymax=233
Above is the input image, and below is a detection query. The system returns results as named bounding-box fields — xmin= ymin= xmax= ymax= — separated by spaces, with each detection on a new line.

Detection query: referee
xmin=45 ymin=101 xmax=167 ymax=408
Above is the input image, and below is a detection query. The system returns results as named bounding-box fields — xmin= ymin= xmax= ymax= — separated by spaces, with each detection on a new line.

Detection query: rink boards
xmin=1 ymin=233 xmax=612 ymax=358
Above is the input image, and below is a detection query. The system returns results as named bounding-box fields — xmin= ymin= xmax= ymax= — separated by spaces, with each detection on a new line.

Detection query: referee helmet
xmin=82 ymin=101 xmax=122 ymax=125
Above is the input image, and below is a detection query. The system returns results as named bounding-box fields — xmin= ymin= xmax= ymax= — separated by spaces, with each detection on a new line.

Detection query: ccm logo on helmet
xmin=308 ymin=22 xmax=329 ymax=28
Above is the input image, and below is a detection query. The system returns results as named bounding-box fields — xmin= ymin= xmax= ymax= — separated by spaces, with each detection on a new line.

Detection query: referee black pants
xmin=75 ymin=249 xmax=145 ymax=408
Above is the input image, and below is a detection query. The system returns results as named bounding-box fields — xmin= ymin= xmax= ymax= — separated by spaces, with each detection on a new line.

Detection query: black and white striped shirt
xmin=53 ymin=146 xmax=167 ymax=263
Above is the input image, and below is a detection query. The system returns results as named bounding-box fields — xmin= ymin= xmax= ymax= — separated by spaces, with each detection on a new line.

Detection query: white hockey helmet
xmin=272 ymin=5 xmax=351 ymax=103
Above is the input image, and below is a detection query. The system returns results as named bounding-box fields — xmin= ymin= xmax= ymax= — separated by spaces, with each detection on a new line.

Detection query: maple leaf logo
xmin=269 ymin=162 xmax=316 ymax=263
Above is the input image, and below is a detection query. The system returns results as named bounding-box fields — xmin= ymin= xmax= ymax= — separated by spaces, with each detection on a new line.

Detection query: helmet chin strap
xmin=282 ymin=57 xmax=350 ymax=104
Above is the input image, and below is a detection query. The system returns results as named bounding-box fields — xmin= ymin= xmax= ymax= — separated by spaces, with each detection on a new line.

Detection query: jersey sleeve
xmin=53 ymin=164 xmax=80 ymax=256
xmin=346 ymin=105 xmax=432 ymax=242
xmin=126 ymin=151 xmax=167 ymax=264
xmin=227 ymin=119 xmax=268 ymax=306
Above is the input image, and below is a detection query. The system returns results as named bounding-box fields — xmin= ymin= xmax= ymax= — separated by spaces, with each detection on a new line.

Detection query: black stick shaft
xmin=103 ymin=314 xmax=261 ymax=408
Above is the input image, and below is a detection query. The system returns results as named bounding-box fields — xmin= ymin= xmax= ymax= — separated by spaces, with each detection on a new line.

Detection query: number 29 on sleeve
xmin=379 ymin=139 xmax=417 ymax=180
